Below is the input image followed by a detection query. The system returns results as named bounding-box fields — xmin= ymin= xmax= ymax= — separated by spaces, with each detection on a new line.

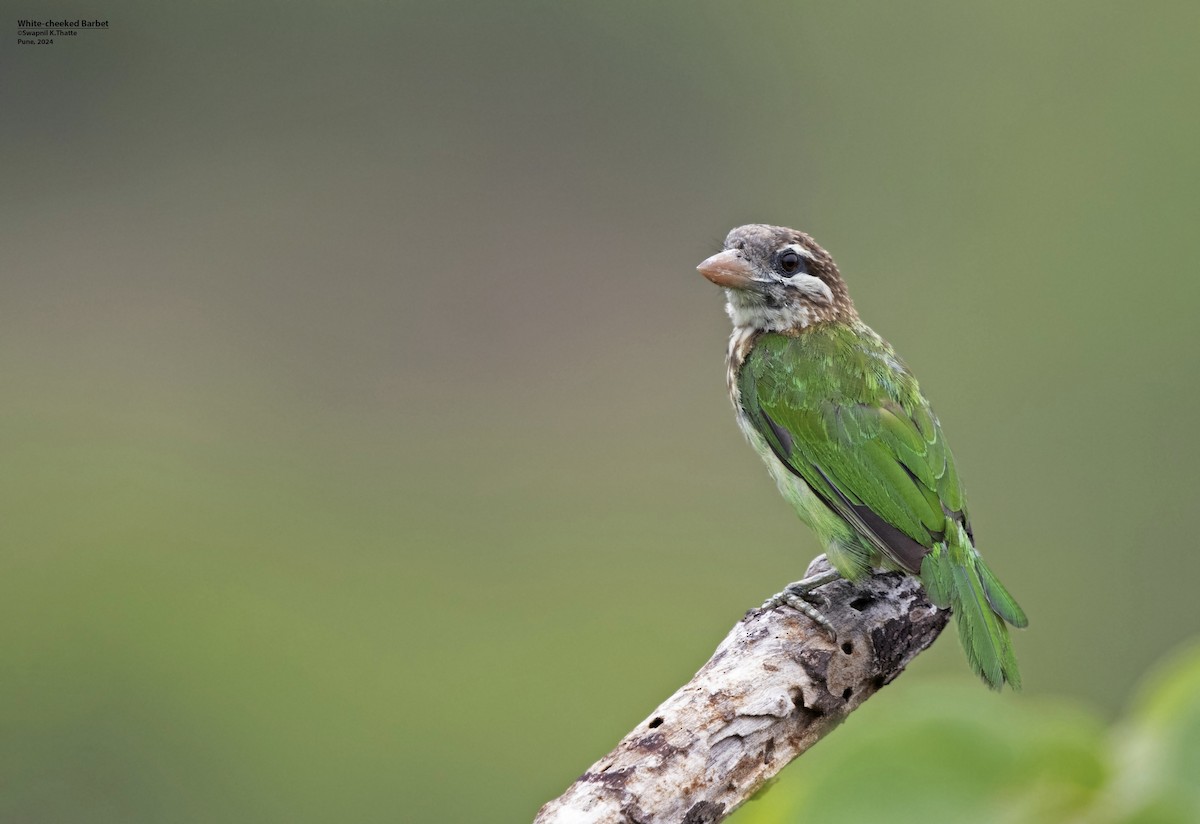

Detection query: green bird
xmin=698 ymin=224 xmax=1027 ymax=690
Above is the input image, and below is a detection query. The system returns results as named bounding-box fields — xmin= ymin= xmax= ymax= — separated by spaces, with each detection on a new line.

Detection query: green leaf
xmin=1107 ymin=642 xmax=1200 ymax=823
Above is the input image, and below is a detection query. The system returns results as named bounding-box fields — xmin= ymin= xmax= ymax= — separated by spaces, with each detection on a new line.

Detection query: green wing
xmin=739 ymin=326 xmax=965 ymax=574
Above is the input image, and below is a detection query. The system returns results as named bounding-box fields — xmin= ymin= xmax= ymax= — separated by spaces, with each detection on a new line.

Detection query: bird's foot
xmin=762 ymin=568 xmax=842 ymax=640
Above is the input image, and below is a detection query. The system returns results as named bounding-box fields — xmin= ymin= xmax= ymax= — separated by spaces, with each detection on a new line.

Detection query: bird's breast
xmin=725 ymin=326 xmax=761 ymax=407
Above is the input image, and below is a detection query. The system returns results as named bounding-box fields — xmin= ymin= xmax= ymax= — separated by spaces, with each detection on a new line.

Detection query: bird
xmin=698 ymin=223 xmax=1027 ymax=690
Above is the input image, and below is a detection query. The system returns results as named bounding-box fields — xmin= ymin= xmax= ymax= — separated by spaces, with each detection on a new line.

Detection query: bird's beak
xmin=697 ymin=250 xmax=762 ymax=292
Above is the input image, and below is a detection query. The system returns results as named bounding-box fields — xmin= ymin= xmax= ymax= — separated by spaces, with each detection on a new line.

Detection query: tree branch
xmin=534 ymin=555 xmax=949 ymax=824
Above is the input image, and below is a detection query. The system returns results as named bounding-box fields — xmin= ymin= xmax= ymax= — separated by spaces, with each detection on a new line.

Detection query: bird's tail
xmin=920 ymin=522 xmax=1028 ymax=690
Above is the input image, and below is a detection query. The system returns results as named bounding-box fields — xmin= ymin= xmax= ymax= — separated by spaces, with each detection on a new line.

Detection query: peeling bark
xmin=534 ymin=556 xmax=949 ymax=824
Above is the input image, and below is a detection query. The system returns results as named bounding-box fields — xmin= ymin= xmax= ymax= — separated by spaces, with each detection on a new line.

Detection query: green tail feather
xmin=920 ymin=524 xmax=1025 ymax=690
xmin=977 ymin=558 xmax=1029 ymax=629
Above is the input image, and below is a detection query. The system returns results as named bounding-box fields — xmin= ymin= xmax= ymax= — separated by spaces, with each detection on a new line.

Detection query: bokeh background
xmin=4 ymin=2 xmax=1200 ymax=822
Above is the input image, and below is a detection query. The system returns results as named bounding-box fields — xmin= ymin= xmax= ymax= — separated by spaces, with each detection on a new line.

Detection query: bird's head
xmin=698 ymin=224 xmax=855 ymax=332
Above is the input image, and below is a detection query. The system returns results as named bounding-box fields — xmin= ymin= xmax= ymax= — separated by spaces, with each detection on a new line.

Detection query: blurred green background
xmin=3 ymin=2 xmax=1199 ymax=822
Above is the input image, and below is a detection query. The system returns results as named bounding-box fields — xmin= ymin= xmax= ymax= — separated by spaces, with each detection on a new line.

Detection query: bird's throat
xmin=724 ymin=291 xmax=829 ymax=333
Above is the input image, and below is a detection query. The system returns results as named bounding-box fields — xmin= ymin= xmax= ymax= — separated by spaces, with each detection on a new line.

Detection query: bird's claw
xmin=762 ymin=570 xmax=841 ymax=641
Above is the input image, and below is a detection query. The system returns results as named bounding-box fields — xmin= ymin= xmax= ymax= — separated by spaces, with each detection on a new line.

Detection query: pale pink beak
xmin=697 ymin=249 xmax=761 ymax=291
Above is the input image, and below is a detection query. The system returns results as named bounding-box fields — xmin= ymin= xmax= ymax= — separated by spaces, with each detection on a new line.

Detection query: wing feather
xmin=741 ymin=327 xmax=968 ymax=574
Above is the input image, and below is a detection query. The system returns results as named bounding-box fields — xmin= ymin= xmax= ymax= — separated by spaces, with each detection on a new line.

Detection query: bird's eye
xmin=777 ymin=250 xmax=803 ymax=276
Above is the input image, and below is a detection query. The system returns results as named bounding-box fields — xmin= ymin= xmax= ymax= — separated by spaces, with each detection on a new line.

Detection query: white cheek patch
xmin=789 ymin=273 xmax=833 ymax=305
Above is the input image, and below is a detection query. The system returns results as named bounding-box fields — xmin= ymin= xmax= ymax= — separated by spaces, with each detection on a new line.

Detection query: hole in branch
xmin=648 ymin=717 xmax=664 ymax=729
xmin=841 ymin=641 xmax=854 ymax=655
xmin=790 ymin=687 xmax=824 ymax=720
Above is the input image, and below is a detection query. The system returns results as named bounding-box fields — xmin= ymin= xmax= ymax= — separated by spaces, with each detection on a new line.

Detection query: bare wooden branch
xmin=534 ymin=556 xmax=949 ymax=824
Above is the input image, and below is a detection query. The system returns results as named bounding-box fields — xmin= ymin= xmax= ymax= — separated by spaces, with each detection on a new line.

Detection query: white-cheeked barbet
xmin=699 ymin=224 xmax=1027 ymax=690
